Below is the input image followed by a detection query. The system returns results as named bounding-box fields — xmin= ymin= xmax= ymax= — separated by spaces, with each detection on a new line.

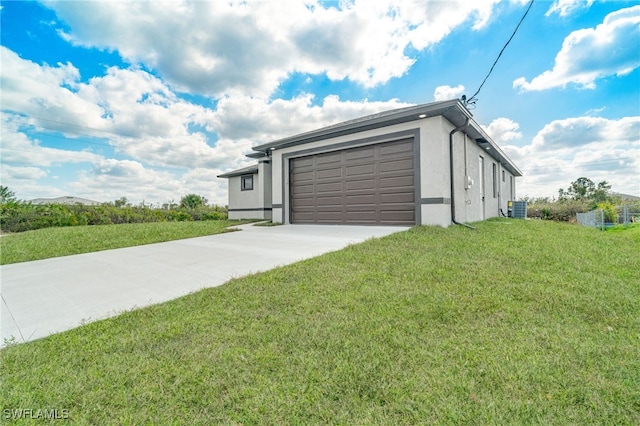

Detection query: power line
xmin=464 ymin=0 xmax=535 ymax=106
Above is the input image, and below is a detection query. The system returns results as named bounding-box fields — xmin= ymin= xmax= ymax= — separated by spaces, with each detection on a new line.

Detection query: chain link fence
xmin=576 ymin=205 xmax=640 ymax=230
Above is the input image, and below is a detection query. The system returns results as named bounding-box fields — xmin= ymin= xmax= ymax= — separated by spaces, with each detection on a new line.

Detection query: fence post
xmin=600 ymin=209 xmax=605 ymax=231
xmin=624 ymin=205 xmax=628 ymax=225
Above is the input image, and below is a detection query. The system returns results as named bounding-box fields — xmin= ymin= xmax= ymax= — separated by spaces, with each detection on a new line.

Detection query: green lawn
xmin=1 ymin=219 xmax=638 ymax=424
xmin=0 ymin=220 xmax=248 ymax=265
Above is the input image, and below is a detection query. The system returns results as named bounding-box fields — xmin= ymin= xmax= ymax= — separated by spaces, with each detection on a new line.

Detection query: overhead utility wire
xmin=465 ymin=0 xmax=535 ymax=106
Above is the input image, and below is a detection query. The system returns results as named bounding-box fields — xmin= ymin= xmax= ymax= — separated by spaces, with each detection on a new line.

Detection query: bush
xmin=0 ymin=201 xmax=228 ymax=233
xmin=527 ymin=199 xmax=590 ymax=222
xmin=596 ymin=202 xmax=617 ymax=223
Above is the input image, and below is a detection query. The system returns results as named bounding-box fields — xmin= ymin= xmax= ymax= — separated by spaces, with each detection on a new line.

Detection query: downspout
xmin=449 ymin=118 xmax=476 ymax=229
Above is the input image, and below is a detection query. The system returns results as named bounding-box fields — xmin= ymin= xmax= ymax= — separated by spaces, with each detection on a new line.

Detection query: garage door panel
xmin=345 ymin=194 xmax=376 ymax=205
xmin=381 ymin=210 xmax=414 ymax=221
xmin=292 ymin=157 xmax=314 ymax=168
xmin=345 ymin=148 xmax=374 ymax=160
xmin=345 ymin=179 xmax=376 ymax=191
xmin=315 ymin=211 xmax=344 ymax=221
xmin=378 ymin=202 xmax=415 ymax=211
xmin=380 ymin=192 xmax=414 ymax=204
xmin=380 ymin=158 xmax=413 ymax=173
xmin=293 ymin=211 xmax=315 ymax=221
xmin=316 ymin=196 xmax=343 ymax=206
xmin=346 ymin=211 xmax=376 ymax=221
xmin=317 ymin=153 xmax=341 ymax=165
xmin=345 ymin=163 xmax=375 ymax=177
xmin=292 ymin=183 xmax=315 ymax=195
xmin=317 ymin=182 xmax=343 ymax=193
xmin=379 ymin=140 xmax=413 ymax=155
xmin=290 ymin=138 xmax=416 ymax=225
xmin=296 ymin=196 xmax=318 ymax=206
xmin=317 ymin=167 xmax=343 ymax=179
xmin=292 ymin=171 xmax=314 ymax=182
xmin=380 ymin=175 xmax=414 ymax=188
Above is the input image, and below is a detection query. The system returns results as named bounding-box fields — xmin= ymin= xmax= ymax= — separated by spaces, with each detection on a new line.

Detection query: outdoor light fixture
xmin=418 ymin=114 xmax=427 ymax=118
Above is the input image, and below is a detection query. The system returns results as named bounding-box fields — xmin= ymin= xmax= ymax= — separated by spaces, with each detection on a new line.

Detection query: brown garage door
xmin=290 ymin=138 xmax=416 ymax=225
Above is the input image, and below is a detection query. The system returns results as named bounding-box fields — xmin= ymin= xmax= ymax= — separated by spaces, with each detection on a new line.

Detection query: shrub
xmin=596 ymin=202 xmax=617 ymax=223
xmin=527 ymin=199 xmax=590 ymax=222
xmin=0 ymin=201 xmax=228 ymax=233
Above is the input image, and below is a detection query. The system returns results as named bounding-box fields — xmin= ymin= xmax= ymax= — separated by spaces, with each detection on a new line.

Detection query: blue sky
xmin=1 ymin=0 xmax=638 ymax=205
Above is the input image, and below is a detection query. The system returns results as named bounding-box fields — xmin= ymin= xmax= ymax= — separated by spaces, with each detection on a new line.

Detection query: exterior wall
xmin=269 ymin=116 xmax=515 ymax=226
xmin=419 ymin=116 xmax=452 ymax=227
xmin=227 ymin=165 xmax=272 ymax=220
xmin=449 ymin=131 xmax=516 ymax=224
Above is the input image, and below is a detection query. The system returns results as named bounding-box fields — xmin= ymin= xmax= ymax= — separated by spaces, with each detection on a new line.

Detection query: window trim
xmin=241 ymin=174 xmax=254 ymax=191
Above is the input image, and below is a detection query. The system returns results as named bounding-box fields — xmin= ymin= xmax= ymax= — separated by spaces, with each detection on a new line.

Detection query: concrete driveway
xmin=1 ymin=224 xmax=408 ymax=345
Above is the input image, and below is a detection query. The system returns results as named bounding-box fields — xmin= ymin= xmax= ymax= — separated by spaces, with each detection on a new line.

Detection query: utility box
xmin=508 ymin=201 xmax=527 ymax=219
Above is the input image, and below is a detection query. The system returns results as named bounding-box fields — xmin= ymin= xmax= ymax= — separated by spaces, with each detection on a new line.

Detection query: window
xmin=478 ymin=156 xmax=485 ymax=197
xmin=492 ymin=163 xmax=497 ymax=198
xmin=241 ymin=174 xmax=254 ymax=191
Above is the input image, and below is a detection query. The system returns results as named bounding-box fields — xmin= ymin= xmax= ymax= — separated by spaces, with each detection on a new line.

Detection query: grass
xmin=252 ymin=220 xmax=282 ymax=227
xmin=1 ymin=219 xmax=639 ymax=424
xmin=0 ymin=220 xmax=248 ymax=265
xmin=606 ymin=222 xmax=640 ymax=233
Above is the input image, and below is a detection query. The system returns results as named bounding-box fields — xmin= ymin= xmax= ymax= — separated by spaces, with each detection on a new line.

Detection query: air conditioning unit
xmin=508 ymin=201 xmax=527 ymax=219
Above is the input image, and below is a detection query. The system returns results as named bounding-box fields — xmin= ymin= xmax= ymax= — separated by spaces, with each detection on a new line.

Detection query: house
xmin=218 ymin=99 xmax=522 ymax=227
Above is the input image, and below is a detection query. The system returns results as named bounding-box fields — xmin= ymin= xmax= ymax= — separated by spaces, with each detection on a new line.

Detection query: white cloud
xmin=482 ymin=117 xmax=522 ymax=143
xmin=0 ymin=46 xmax=105 ymax=131
xmin=531 ymin=116 xmax=640 ymax=149
xmin=433 ymin=85 xmax=465 ymax=101
xmin=1 ymin=165 xmax=48 ymax=181
xmin=45 ymin=0 xmax=503 ymax=96
xmin=514 ymin=5 xmax=640 ymax=91
xmin=211 ymin=93 xmax=412 ymax=143
xmin=70 ymin=160 xmax=231 ymax=206
xmin=546 ymin=0 xmax=595 ymax=17
xmin=0 ymin=113 xmax=103 ymax=167
xmin=503 ymin=116 xmax=640 ymax=198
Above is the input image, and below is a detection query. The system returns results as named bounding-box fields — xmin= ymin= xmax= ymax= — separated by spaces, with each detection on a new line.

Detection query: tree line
xmin=525 ymin=177 xmax=639 ymax=223
xmin=0 ymin=187 xmax=228 ymax=233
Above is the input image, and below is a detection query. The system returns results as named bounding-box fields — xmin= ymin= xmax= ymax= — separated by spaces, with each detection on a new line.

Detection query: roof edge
xmin=217 ymin=164 xmax=259 ymax=178
xmin=252 ymin=99 xmax=462 ymax=152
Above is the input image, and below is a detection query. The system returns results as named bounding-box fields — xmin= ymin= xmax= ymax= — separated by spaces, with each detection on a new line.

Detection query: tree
xmin=0 ymin=186 xmax=16 ymax=203
xmin=180 ymin=194 xmax=207 ymax=209
xmin=114 ymin=197 xmax=129 ymax=207
xmin=592 ymin=181 xmax=611 ymax=203
xmin=567 ymin=177 xmax=595 ymax=200
xmin=560 ymin=177 xmax=611 ymax=202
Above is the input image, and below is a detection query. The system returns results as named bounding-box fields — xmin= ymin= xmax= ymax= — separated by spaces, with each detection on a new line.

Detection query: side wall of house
xmin=449 ymin=131 xmax=517 ymax=224
xmin=269 ymin=116 xmax=514 ymax=226
xmin=227 ymin=164 xmax=272 ymax=220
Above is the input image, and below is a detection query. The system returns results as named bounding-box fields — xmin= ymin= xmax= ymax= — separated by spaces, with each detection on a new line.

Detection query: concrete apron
xmin=1 ymin=224 xmax=408 ymax=346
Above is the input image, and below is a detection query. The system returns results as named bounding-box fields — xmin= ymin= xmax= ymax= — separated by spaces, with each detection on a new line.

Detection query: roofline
xmin=250 ymin=99 xmax=522 ymax=177
xmin=217 ymin=165 xmax=258 ymax=178
xmin=252 ymin=99 xmax=461 ymax=152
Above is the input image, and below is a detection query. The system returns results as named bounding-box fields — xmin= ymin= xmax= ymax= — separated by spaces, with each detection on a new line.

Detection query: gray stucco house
xmin=218 ymin=99 xmax=522 ymax=227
